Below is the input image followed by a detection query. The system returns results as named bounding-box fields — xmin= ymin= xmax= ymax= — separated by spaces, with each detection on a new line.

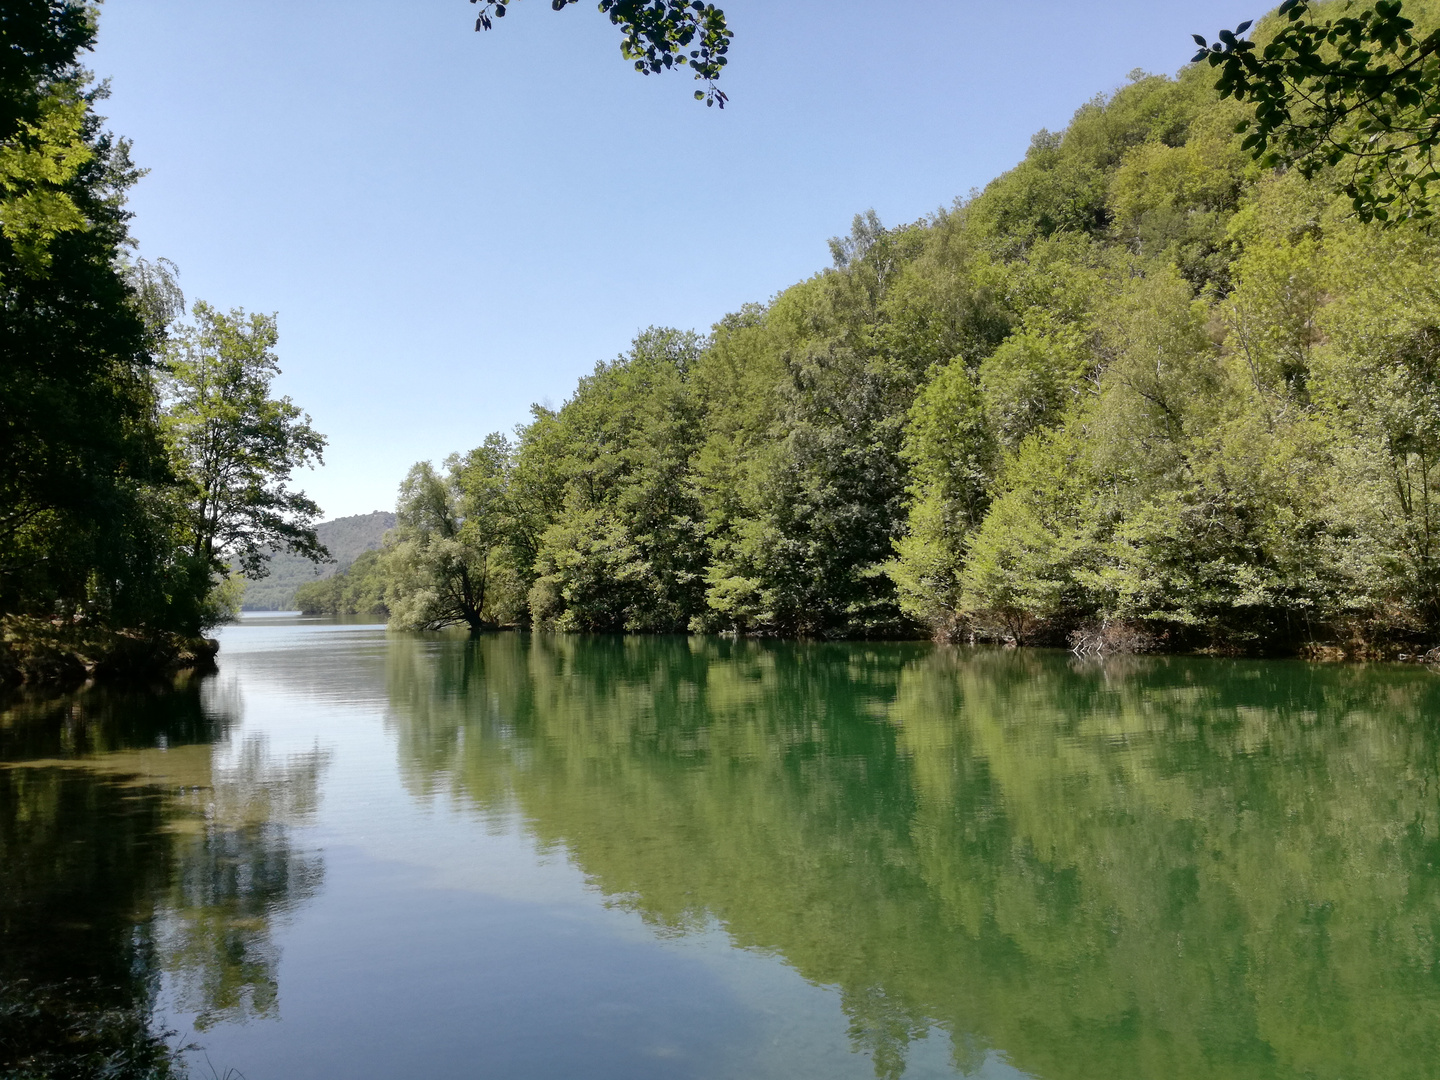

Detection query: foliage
xmin=470 ymin=0 xmax=731 ymax=107
xmin=1196 ymin=0 xmax=1440 ymax=223
xmin=1 ymin=7 xmax=330 ymax=652
xmin=241 ymin=511 xmax=394 ymax=611
xmin=160 ymin=302 xmax=327 ymax=585
xmin=312 ymin=4 xmax=1440 ymax=654
xmin=527 ymin=328 xmax=707 ymax=632
xmin=383 ymin=456 xmax=501 ymax=631
xmin=293 ymin=546 xmax=391 ymax=617
xmin=0 ymin=2 xmax=179 ymax=633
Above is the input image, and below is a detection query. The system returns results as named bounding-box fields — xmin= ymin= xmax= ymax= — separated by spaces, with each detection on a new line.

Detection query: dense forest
xmin=305 ymin=1 xmax=1440 ymax=656
xmin=10 ymin=0 xmax=1440 ymax=664
xmin=1 ymin=3 xmax=326 ymax=684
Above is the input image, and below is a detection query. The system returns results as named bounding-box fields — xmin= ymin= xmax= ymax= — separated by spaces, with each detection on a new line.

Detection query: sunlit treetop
xmin=1195 ymin=0 xmax=1440 ymax=224
xmin=470 ymin=0 xmax=732 ymax=107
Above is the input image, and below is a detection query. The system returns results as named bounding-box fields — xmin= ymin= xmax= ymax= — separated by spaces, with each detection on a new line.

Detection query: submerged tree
xmin=385 ymin=456 xmax=500 ymax=632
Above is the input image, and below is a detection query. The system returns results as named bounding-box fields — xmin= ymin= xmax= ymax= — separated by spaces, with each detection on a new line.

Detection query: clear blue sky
xmin=90 ymin=0 xmax=1251 ymax=520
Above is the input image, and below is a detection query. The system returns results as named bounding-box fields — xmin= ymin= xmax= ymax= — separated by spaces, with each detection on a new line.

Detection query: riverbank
xmin=0 ymin=615 xmax=218 ymax=689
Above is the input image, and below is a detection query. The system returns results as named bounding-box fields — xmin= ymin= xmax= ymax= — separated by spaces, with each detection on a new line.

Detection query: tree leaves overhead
xmin=470 ymin=0 xmax=731 ymax=107
xmin=1195 ymin=0 xmax=1440 ymax=223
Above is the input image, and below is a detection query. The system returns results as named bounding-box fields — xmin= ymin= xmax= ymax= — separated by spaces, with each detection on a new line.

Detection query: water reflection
xmin=385 ymin=635 xmax=1440 ymax=1080
xmin=0 ymin=673 xmax=327 ymax=1074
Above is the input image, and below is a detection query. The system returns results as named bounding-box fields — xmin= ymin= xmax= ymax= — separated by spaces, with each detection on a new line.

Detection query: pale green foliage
xmin=0 ymin=82 xmax=90 ymax=277
xmin=161 ymin=302 xmax=326 ymax=579
xmin=385 ymin=458 xmax=497 ymax=632
xmin=961 ymin=426 xmax=1101 ymax=639
xmin=978 ymin=327 xmax=1089 ymax=452
xmin=320 ymin=36 xmax=1440 ymax=653
xmin=202 ymin=571 xmax=246 ymax=626
xmin=887 ymin=61 xmax=1440 ymax=652
xmin=528 ymin=328 xmax=707 ymax=632
xmin=294 ymin=548 xmax=390 ymax=617
xmin=1312 ymin=220 xmax=1440 ymax=624
xmin=1108 ymin=102 xmax=1253 ymax=288
xmin=888 ymin=359 xmax=993 ymax=628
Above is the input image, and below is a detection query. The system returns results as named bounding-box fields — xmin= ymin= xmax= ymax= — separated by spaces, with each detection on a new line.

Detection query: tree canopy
xmin=1 ymin=2 xmax=328 ymax=660
xmin=312 ymin=30 xmax=1440 ymax=657
xmin=161 ymin=302 xmax=326 ymax=580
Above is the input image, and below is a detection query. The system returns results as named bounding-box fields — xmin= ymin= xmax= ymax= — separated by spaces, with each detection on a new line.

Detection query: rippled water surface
xmin=3 ymin=616 xmax=1439 ymax=1079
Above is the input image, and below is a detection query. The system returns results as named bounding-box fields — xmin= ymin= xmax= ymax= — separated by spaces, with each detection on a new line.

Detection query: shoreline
xmin=0 ymin=615 xmax=218 ymax=691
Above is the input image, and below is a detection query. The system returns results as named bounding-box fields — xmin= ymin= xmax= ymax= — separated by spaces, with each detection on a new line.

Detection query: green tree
xmin=887 ymin=358 xmax=995 ymax=634
xmin=0 ymin=0 xmax=185 ymax=632
xmin=294 ymin=546 xmax=391 ymax=617
xmin=695 ymin=216 xmax=946 ymax=638
xmin=160 ymin=302 xmax=327 ymax=588
xmin=386 ymin=458 xmax=496 ymax=632
xmin=526 ymin=328 xmax=708 ymax=632
xmin=395 ymin=12 xmax=1440 ymax=654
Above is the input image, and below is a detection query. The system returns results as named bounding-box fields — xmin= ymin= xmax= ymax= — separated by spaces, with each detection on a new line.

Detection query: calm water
xmin=2 ymin=616 xmax=1439 ymax=1079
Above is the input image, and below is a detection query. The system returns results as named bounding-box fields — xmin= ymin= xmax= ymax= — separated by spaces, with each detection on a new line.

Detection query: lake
xmin=2 ymin=615 xmax=1438 ymax=1079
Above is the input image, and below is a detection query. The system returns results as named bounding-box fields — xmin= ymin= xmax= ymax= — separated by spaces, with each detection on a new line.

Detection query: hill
xmin=239 ymin=512 xmax=395 ymax=611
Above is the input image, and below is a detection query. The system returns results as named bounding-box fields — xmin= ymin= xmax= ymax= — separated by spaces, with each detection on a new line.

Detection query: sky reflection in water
xmin=2 ymin=615 xmax=1437 ymax=1079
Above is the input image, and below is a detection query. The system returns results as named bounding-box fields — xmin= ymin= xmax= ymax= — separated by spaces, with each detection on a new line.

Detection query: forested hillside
xmin=313 ymin=2 xmax=1440 ymax=655
xmin=241 ymin=512 xmax=394 ymax=611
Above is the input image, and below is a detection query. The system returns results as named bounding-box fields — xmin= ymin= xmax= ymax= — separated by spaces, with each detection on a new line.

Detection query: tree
xmin=1196 ymin=0 xmax=1440 ymax=223
xmin=385 ymin=457 xmax=497 ymax=632
xmin=160 ymin=302 xmax=327 ymax=585
xmin=0 ymin=0 xmax=95 ymax=276
xmin=0 ymin=0 xmax=183 ymax=628
xmin=525 ymin=328 xmax=708 ymax=632
xmin=470 ymin=0 xmax=732 ymax=107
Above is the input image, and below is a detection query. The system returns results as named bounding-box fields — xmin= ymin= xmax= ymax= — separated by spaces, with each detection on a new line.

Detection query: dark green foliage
xmin=0 ymin=3 xmax=179 ymax=631
xmin=471 ymin=0 xmax=731 ymax=107
xmin=1198 ymin=0 xmax=1440 ymax=223
xmin=2 ymin=6 xmax=329 ymax=661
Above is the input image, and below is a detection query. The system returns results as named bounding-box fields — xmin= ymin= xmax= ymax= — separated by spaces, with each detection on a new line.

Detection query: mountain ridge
xmin=239 ymin=511 xmax=395 ymax=611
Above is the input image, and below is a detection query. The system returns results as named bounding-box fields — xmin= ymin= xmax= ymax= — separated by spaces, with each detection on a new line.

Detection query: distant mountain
xmin=239 ymin=511 xmax=396 ymax=611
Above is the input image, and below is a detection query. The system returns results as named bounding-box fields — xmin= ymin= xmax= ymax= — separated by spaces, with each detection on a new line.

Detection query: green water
xmin=2 ymin=619 xmax=1438 ymax=1079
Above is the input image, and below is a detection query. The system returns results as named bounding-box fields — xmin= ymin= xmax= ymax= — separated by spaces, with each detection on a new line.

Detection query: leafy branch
xmin=470 ymin=0 xmax=731 ymax=107
xmin=1195 ymin=0 xmax=1440 ymax=223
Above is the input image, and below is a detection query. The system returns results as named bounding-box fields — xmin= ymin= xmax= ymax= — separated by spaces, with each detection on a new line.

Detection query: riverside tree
xmin=0 ymin=0 xmax=179 ymax=629
xmin=384 ymin=457 xmax=498 ymax=632
xmin=314 ymin=4 xmax=1440 ymax=655
xmin=160 ymin=302 xmax=327 ymax=607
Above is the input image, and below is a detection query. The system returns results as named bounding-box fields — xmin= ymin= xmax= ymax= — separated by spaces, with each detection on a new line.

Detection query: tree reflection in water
xmin=384 ymin=634 xmax=1440 ymax=1080
xmin=0 ymin=673 xmax=327 ymax=1076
